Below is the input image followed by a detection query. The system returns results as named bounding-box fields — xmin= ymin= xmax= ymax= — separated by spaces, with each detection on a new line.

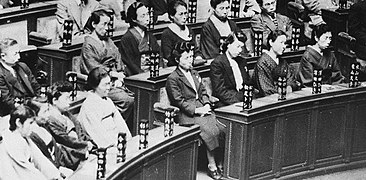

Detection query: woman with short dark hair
xmin=297 ymin=24 xmax=345 ymax=87
xmin=78 ymin=67 xmax=132 ymax=148
xmin=119 ymin=2 xmax=160 ymax=76
xmin=161 ymin=0 xmax=202 ymax=67
xmin=1 ymin=105 xmax=63 ymax=180
xmin=166 ymin=41 xmax=225 ymax=180
xmin=253 ymin=30 xmax=301 ymax=97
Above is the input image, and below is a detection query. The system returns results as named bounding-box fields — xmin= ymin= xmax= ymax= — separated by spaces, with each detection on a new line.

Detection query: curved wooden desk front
xmin=69 ymin=125 xmax=200 ymax=180
xmin=215 ymin=84 xmax=366 ymax=180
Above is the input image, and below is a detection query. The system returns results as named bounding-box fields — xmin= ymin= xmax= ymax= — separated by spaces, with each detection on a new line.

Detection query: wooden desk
xmin=69 ymin=125 xmax=201 ymax=180
xmin=215 ymin=84 xmax=366 ymax=180
xmin=0 ymin=0 xmax=57 ymax=45
xmin=37 ymin=17 xmax=251 ymax=85
xmin=125 ymin=49 xmax=305 ymax=136
xmin=124 ymin=62 xmax=212 ymax=136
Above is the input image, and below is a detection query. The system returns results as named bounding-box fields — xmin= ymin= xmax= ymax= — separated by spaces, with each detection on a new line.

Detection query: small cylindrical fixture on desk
xmin=242 ymin=84 xmax=253 ymax=109
xmin=349 ymin=62 xmax=361 ymax=88
xmin=67 ymin=73 xmax=77 ymax=101
xmin=117 ymin=132 xmax=126 ymax=163
xmin=139 ymin=119 xmax=149 ymax=149
xmin=148 ymin=7 xmax=154 ymax=30
xmin=62 ymin=19 xmax=74 ymax=47
xmin=187 ymin=0 xmax=197 ymax=23
xmin=254 ymin=31 xmax=263 ymax=57
xmin=277 ymin=76 xmax=287 ymax=101
xmin=312 ymin=68 xmax=322 ymax=94
xmin=291 ymin=27 xmax=300 ymax=51
xmin=230 ymin=0 xmax=240 ymax=18
xmin=20 ymin=0 xmax=29 ymax=9
xmin=96 ymin=148 xmax=107 ymax=179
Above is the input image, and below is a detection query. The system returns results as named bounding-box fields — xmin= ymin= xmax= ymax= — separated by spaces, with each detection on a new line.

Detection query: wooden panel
xmin=227 ymin=122 xmax=245 ymax=179
xmin=169 ymin=145 xmax=195 ymax=180
xmin=145 ymin=155 xmax=167 ymax=180
xmin=282 ymin=111 xmax=311 ymax=168
xmin=316 ymin=105 xmax=346 ymax=161
xmin=352 ymin=102 xmax=366 ymax=155
xmin=249 ymin=120 xmax=275 ymax=176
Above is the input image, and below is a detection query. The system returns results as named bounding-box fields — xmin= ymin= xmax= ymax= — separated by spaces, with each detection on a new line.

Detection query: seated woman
xmin=1 ymin=105 xmax=63 ymax=180
xmin=78 ymin=67 xmax=132 ymax=149
xmin=297 ymin=24 xmax=345 ymax=87
xmin=210 ymin=33 xmax=252 ymax=108
xmin=119 ymin=2 xmax=160 ymax=76
xmin=161 ymin=0 xmax=202 ymax=67
xmin=166 ymin=42 xmax=225 ymax=180
xmin=253 ymin=30 xmax=301 ymax=97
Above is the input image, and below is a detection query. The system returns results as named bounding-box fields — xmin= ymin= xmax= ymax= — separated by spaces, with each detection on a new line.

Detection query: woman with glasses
xmin=251 ymin=0 xmax=292 ymax=48
xmin=119 ymin=2 xmax=160 ymax=76
xmin=161 ymin=0 xmax=203 ymax=67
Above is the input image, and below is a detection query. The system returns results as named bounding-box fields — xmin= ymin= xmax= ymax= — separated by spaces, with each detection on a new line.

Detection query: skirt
xmin=193 ymin=113 xmax=225 ymax=151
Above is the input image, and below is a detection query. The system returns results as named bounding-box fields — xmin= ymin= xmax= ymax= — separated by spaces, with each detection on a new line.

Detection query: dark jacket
xmin=210 ymin=54 xmax=251 ymax=107
xmin=166 ymin=68 xmax=211 ymax=125
xmin=0 ymin=62 xmax=40 ymax=116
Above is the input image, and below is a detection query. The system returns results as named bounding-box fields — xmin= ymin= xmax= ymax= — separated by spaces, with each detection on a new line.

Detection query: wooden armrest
xmin=153 ymin=102 xmax=180 ymax=114
xmin=29 ymin=31 xmax=52 ymax=45
xmin=338 ymin=32 xmax=356 ymax=43
xmin=288 ymin=1 xmax=305 ymax=11
xmin=209 ymin=96 xmax=219 ymax=103
xmin=66 ymin=71 xmax=88 ymax=82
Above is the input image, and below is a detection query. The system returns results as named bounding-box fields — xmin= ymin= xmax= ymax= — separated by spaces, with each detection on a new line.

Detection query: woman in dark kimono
xmin=297 ymin=24 xmax=345 ymax=87
xmin=253 ymin=29 xmax=301 ymax=97
xmin=119 ymin=2 xmax=160 ymax=76
xmin=166 ymin=42 xmax=225 ymax=180
xmin=161 ymin=0 xmax=202 ymax=67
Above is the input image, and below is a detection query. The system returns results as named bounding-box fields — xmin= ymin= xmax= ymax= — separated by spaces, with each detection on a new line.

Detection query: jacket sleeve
xmin=200 ymin=23 xmax=219 ymax=59
xmin=166 ymin=75 xmax=196 ymax=117
xmin=210 ymin=60 xmax=240 ymax=105
xmin=255 ymin=60 xmax=277 ymax=96
xmin=21 ymin=63 xmax=40 ymax=96
xmin=0 ymin=74 xmax=16 ymax=113
xmin=251 ymin=14 xmax=265 ymax=32
xmin=302 ymin=0 xmax=322 ymax=15
xmin=298 ymin=53 xmax=314 ymax=87
xmin=81 ymin=41 xmax=104 ymax=73
xmin=119 ymin=34 xmax=143 ymax=76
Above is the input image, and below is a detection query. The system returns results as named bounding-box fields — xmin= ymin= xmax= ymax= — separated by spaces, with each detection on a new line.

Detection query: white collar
xmin=134 ymin=26 xmax=145 ymax=37
xmin=168 ymin=23 xmax=191 ymax=41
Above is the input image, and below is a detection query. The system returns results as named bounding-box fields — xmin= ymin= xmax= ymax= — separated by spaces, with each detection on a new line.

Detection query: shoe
xmin=217 ymin=166 xmax=224 ymax=176
xmin=207 ymin=168 xmax=222 ymax=180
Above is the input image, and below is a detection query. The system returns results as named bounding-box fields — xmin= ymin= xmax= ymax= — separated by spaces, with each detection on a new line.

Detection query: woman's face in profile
xmin=135 ymin=6 xmax=150 ymax=28
xmin=270 ymin=35 xmax=287 ymax=56
xmin=172 ymin=5 xmax=187 ymax=26
xmin=95 ymin=76 xmax=111 ymax=98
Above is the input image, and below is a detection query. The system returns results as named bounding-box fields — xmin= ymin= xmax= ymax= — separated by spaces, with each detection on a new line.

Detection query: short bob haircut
xmin=172 ymin=41 xmax=194 ymax=63
xmin=210 ymin=0 xmax=229 ymax=9
xmin=266 ymin=29 xmax=287 ymax=50
xmin=313 ymin=23 xmax=331 ymax=40
xmin=47 ymin=81 xmax=73 ymax=104
xmin=126 ymin=2 xmax=146 ymax=27
xmin=89 ymin=9 xmax=110 ymax=30
xmin=9 ymin=105 xmax=36 ymax=131
xmin=0 ymin=38 xmax=18 ymax=55
xmin=87 ymin=67 xmax=110 ymax=90
xmin=221 ymin=31 xmax=247 ymax=53
xmin=167 ymin=0 xmax=187 ymax=21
